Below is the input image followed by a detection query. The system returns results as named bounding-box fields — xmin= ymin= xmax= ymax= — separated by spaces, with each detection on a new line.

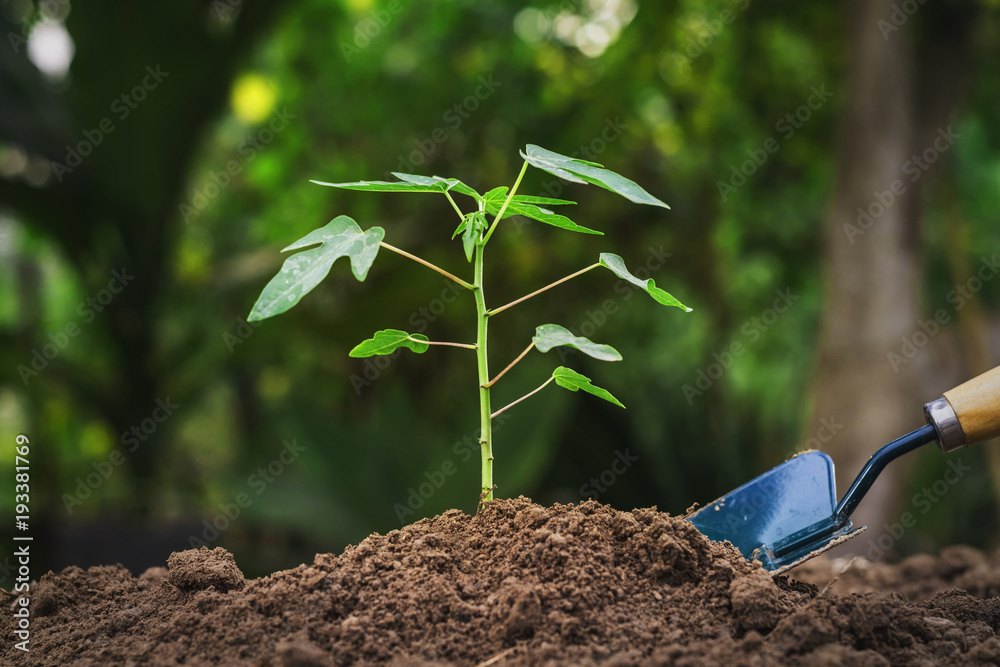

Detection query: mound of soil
xmin=4 ymin=497 xmax=1000 ymax=665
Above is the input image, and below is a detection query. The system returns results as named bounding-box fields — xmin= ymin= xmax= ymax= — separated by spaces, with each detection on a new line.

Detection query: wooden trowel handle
xmin=925 ymin=366 xmax=1000 ymax=452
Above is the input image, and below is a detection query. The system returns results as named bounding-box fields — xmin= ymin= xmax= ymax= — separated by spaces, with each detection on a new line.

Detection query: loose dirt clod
xmin=166 ymin=547 xmax=246 ymax=593
xmin=3 ymin=497 xmax=1000 ymax=665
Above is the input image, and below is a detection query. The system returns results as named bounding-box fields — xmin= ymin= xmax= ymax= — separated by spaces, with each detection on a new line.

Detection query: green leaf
xmin=551 ymin=366 xmax=625 ymax=408
xmin=248 ymin=216 xmax=384 ymax=322
xmin=532 ymin=324 xmax=622 ymax=362
xmin=311 ymin=179 xmax=441 ymax=193
xmin=598 ymin=253 xmax=691 ymax=311
xmin=485 ymin=190 xmax=577 ymax=208
xmin=391 ymin=173 xmax=480 ymax=198
xmin=349 ymin=329 xmax=430 ymax=357
xmin=460 ymin=211 xmax=486 ymax=262
xmin=521 ymin=144 xmax=670 ymax=209
xmin=512 ymin=195 xmax=576 ymax=206
xmin=483 ymin=186 xmax=509 ymax=208
xmin=311 ymin=173 xmax=479 ymax=198
xmin=511 ymin=202 xmax=602 ymax=234
xmin=483 ymin=196 xmax=601 ymax=235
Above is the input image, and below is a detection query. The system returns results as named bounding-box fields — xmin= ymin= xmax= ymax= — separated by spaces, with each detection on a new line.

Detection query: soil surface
xmin=4 ymin=497 xmax=1000 ymax=665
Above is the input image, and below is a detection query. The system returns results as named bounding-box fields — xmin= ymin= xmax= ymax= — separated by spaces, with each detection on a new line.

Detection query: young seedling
xmin=248 ymin=145 xmax=690 ymax=505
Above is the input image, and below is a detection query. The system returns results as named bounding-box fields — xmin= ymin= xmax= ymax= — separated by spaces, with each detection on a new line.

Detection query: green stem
xmin=483 ymin=160 xmax=528 ymax=245
xmin=473 ymin=232 xmax=493 ymax=503
xmin=410 ymin=337 xmax=477 ymax=350
xmin=379 ymin=241 xmax=476 ymax=290
xmin=485 ymin=342 xmax=534 ymax=388
xmin=444 ymin=191 xmax=465 ymax=221
xmin=488 ymin=263 xmax=600 ymax=316
xmin=491 ymin=377 xmax=555 ymax=419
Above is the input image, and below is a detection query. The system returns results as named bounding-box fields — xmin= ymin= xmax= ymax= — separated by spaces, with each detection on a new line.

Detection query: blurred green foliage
xmin=1 ymin=0 xmax=999 ymax=580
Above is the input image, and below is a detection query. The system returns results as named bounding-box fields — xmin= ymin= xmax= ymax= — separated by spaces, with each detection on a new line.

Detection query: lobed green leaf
xmin=349 ymin=329 xmax=430 ymax=357
xmin=483 ymin=190 xmax=601 ymax=235
xmin=533 ymin=324 xmax=622 ymax=362
xmin=311 ymin=173 xmax=479 ymax=198
xmin=248 ymin=216 xmax=384 ymax=322
xmin=482 ymin=189 xmax=577 ymax=209
xmin=391 ymin=173 xmax=480 ymax=198
xmin=551 ymin=366 xmax=625 ymax=408
xmin=482 ymin=186 xmax=509 ymax=213
xmin=598 ymin=253 xmax=691 ymax=311
xmin=521 ymin=144 xmax=670 ymax=209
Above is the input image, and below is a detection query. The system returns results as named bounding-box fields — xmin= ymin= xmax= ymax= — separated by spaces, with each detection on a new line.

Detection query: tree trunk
xmin=806 ymin=0 xmax=922 ymax=543
xmin=808 ymin=0 xmax=978 ymax=553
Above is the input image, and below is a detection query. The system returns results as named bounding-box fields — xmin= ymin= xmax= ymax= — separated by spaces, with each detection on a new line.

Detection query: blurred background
xmin=1 ymin=0 xmax=999 ymax=583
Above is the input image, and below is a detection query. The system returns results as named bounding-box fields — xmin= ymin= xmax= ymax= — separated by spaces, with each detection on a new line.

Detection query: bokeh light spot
xmin=27 ymin=19 xmax=75 ymax=80
xmin=230 ymin=74 xmax=278 ymax=125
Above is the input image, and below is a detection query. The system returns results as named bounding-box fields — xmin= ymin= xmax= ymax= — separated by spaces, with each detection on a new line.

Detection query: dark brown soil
xmin=4 ymin=497 xmax=1000 ymax=665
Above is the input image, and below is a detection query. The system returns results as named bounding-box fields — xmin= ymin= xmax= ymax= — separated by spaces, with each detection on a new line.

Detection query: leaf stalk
xmin=411 ymin=337 xmax=477 ymax=350
xmin=379 ymin=241 xmax=475 ymax=290
xmin=444 ymin=191 xmax=465 ymax=221
xmin=491 ymin=376 xmax=555 ymax=419
xmin=489 ymin=263 xmax=600 ymax=316
xmin=483 ymin=161 xmax=528 ymax=244
xmin=485 ymin=342 xmax=534 ymax=388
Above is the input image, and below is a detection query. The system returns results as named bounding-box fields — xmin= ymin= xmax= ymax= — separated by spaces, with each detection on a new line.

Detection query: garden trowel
xmin=688 ymin=366 xmax=1000 ymax=574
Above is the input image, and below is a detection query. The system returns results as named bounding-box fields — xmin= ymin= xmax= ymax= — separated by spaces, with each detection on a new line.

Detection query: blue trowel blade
xmin=688 ymin=451 xmax=847 ymax=569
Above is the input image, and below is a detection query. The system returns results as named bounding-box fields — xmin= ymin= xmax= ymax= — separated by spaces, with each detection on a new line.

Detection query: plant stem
xmin=410 ymin=337 xmax=477 ymax=350
xmin=483 ymin=160 xmax=528 ymax=245
xmin=379 ymin=241 xmax=475 ymax=290
xmin=444 ymin=191 xmax=465 ymax=221
xmin=488 ymin=263 xmax=600 ymax=316
xmin=485 ymin=342 xmax=534 ymax=388
xmin=491 ymin=377 xmax=555 ymax=419
xmin=473 ymin=232 xmax=494 ymax=503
